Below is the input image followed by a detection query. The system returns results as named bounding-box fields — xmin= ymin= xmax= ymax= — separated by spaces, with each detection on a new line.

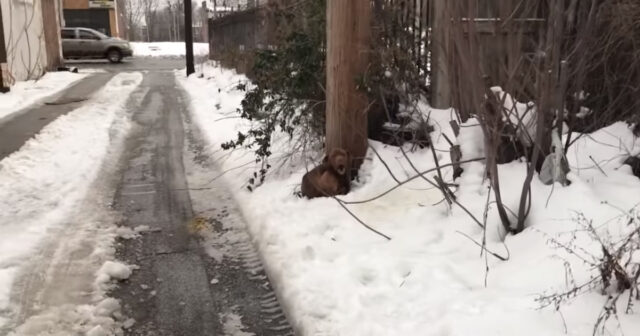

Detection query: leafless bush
xmin=537 ymin=208 xmax=640 ymax=335
xmin=440 ymin=0 xmax=640 ymax=234
xmin=570 ymin=0 xmax=640 ymax=136
xmin=366 ymin=0 xmax=432 ymax=146
xmin=442 ymin=1 xmax=548 ymax=233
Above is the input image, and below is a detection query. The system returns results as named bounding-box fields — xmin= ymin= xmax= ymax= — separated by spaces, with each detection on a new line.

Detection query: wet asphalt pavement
xmin=95 ymin=57 xmax=294 ymax=335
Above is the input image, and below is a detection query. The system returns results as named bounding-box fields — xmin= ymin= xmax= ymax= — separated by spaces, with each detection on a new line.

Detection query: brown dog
xmin=301 ymin=148 xmax=351 ymax=199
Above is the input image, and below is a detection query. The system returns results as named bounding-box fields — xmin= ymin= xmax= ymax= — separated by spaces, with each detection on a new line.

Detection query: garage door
xmin=64 ymin=9 xmax=111 ymax=36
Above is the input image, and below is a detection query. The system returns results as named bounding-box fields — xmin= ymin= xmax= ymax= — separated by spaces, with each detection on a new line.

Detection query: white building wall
xmin=1 ymin=0 xmax=48 ymax=83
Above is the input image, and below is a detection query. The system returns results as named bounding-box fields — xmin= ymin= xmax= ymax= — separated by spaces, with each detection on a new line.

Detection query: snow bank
xmin=9 ymin=299 xmax=125 ymax=336
xmin=177 ymin=63 xmax=640 ymax=335
xmin=96 ymin=261 xmax=133 ymax=284
xmin=0 ymin=72 xmax=143 ymax=330
xmin=131 ymin=42 xmax=209 ymax=58
xmin=0 ymin=71 xmax=87 ymax=121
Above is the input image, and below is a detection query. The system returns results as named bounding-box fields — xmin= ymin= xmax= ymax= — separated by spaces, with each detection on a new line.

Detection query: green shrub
xmin=221 ymin=0 xmax=326 ymax=190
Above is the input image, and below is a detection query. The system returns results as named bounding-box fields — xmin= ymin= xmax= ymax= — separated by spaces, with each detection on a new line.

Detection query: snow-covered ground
xmin=0 ymin=71 xmax=87 ymax=122
xmin=0 ymin=72 xmax=143 ymax=334
xmin=131 ymin=42 xmax=209 ymax=58
xmin=178 ymin=63 xmax=640 ymax=335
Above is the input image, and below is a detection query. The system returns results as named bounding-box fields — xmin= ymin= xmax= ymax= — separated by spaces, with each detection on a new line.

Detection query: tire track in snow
xmin=183 ymin=109 xmax=295 ymax=336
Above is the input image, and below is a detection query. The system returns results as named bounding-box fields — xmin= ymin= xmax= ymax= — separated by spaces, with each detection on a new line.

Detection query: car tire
xmin=107 ymin=49 xmax=123 ymax=63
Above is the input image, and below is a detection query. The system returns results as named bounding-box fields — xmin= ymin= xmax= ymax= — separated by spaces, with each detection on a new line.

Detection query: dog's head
xmin=327 ymin=148 xmax=350 ymax=176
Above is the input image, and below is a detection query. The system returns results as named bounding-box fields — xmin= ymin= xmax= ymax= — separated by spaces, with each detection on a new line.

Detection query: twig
xmin=333 ymin=197 xmax=392 ymax=241
xmin=482 ymin=184 xmax=492 ymax=287
xmin=339 ymin=157 xmax=485 ymax=205
xmin=589 ymin=155 xmax=608 ymax=177
xmin=424 ymin=117 xmax=454 ymax=207
xmin=456 ymin=230 xmax=509 ymax=261
xmin=398 ymin=144 xmax=441 ymax=193
xmin=214 ymin=116 xmax=243 ymax=122
xmin=368 ymin=141 xmax=401 ymax=184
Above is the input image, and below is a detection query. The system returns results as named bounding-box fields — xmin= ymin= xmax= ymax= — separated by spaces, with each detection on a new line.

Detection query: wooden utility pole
xmin=0 ymin=2 xmax=8 ymax=93
xmin=41 ymin=0 xmax=64 ymax=71
xmin=325 ymin=0 xmax=371 ymax=171
xmin=184 ymin=0 xmax=195 ymax=75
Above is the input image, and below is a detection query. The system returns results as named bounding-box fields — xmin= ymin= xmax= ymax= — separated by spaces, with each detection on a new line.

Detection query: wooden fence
xmin=441 ymin=1 xmax=547 ymax=108
xmin=374 ymin=0 xmax=432 ymax=77
xmin=207 ymin=0 xmax=548 ymax=106
xmin=208 ymin=6 xmax=276 ymax=74
xmin=208 ymin=0 xmax=433 ymax=77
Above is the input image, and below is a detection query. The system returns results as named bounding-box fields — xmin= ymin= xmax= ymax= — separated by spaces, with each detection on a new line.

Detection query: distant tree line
xmin=119 ymin=0 xmax=208 ymax=42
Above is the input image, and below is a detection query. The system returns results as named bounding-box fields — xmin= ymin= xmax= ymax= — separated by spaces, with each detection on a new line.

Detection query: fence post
xmin=326 ymin=0 xmax=371 ymax=171
xmin=201 ymin=1 xmax=209 ymax=43
xmin=430 ymin=0 xmax=450 ymax=108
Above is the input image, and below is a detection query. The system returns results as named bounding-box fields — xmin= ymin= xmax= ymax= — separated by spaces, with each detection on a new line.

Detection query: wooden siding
xmin=63 ymin=0 xmax=89 ymax=10
xmin=109 ymin=9 xmax=117 ymax=37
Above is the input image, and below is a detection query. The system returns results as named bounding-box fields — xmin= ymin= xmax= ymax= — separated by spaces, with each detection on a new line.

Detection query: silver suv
xmin=61 ymin=28 xmax=133 ymax=63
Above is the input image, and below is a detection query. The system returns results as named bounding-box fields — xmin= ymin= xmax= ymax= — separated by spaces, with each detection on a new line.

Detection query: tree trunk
xmin=325 ymin=0 xmax=371 ymax=173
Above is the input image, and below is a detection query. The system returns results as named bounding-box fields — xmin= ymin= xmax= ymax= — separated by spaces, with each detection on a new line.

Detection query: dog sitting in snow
xmin=301 ymin=148 xmax=352 ymax=198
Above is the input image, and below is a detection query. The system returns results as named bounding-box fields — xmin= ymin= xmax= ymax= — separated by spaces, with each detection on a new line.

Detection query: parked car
xmin=61 ymin=28 xmax=133 ymax=63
